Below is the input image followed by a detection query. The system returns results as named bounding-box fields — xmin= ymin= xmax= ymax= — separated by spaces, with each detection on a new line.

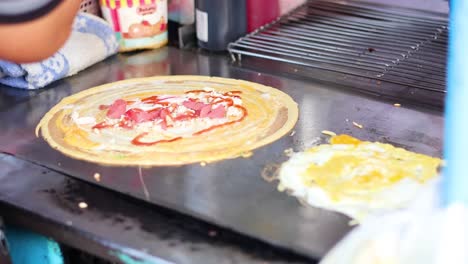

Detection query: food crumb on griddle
xmin=368 ymin=47 xmax=375 ymax=53
xmin=284 ymin=148 xmax=294 ymax=157
xmin=78 ymin=202 xmax=88 ymax=209
xmin=290 ymin=130 xmax=296 ymax=136
xmin=352 ymin=122 xmax=364 ymax=129
xmin=261 ymin=163 xmax=280 ymax=182
xmin=321 ymin=130 xmax=337 ymax=136
xmin=93 ymin=173 xmax=101 ymax=182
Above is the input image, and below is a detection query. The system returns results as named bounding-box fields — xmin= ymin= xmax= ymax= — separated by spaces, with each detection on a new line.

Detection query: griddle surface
xmin=0 ymin=47 xmax=443 ymax=259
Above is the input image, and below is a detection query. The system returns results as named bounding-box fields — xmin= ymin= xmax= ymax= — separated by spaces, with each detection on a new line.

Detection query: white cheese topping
xmin=75 ymin=116 xmax=96 ymax=125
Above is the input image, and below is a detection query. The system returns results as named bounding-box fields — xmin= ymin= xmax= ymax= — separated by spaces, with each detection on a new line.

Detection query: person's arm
xmin=0 ymin=0 xmax=81 ymax=63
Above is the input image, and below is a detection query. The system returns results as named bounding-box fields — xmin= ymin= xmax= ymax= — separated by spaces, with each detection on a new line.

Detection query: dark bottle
xmin=195 ymin=0 xmax=247 ymax=51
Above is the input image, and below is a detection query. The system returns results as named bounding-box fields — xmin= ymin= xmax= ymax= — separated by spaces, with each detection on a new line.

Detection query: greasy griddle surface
xmin=0 ymin=47 xmax=443 ymax=259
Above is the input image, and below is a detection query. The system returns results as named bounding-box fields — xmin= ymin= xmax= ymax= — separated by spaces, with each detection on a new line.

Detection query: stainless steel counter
xmin=0 ymin=46 xmax=443 ymax=262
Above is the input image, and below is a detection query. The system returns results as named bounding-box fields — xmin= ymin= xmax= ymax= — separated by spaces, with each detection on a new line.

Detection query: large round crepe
xmin=36 ymin=76 xmax=298 ymax=166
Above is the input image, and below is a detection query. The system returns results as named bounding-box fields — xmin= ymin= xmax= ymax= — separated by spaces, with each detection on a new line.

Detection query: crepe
xmin=36 ymin=75 xmax=298 ymax=166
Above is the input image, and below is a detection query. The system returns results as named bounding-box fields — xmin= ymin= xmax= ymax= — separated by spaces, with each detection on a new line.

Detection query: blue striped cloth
xmin=0 ymin=12 xmax=118 ymax=89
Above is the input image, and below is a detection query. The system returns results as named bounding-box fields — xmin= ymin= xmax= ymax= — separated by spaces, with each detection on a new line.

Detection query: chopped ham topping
xmin=106 ymin=99 xmax=127 ymax=119
xmin=125 ymin=108 xmax=152 ymax=123
xmin=207 ymin=105 xmax=226 ymax=119
xmin=200 ymin=104 xmax=212 ymax=118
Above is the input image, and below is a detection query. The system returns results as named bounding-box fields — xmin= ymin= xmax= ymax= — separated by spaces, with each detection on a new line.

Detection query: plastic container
xmin=195 ymin=0 xmax=247 ymax=51
xmin=100 ymin=0 xmax=168 ymax=52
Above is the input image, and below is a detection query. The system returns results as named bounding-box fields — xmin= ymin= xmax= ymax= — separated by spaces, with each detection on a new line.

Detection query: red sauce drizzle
xmin=141 ymin=95 xmax=171 ymax=106
xmin=92 ymin=121 xmax=113 ymax=129
xmin=98 ymin=104 xmax=109 ymax=110
xmin=141 ymin=95 xmax=158 ymax=102
xmin=174 ymin=112 xmax=197 ymax=121
xmin=185 ymin=89 xmax=206 ymax=94
xmin=211 ymin=97 xmax=234 ymax=106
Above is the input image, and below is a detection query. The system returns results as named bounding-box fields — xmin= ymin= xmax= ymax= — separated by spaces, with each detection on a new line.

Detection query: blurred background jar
xmin=100 ymin=0 xmax=168 ymax=52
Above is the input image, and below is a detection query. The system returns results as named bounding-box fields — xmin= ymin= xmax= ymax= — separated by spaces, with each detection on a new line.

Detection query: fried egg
xmin=278 ymin=134 xmax=442 ymax=222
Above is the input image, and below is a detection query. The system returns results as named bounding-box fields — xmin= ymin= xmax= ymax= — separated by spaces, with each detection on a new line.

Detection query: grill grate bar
xmin=250 ymin=33 xmax=443 ymax=63
xmin=310 ymin=1 xmax=447 ymax=26
xmin=284 ymin=20 xmax=443 ymax=45
xmin=288 ymin=14 xmax=447 ymax=41
xmin=233 ymin=41 xmax=384 ymax=73
xmin=291 ymin=10 xmax=447 ymax=37
xmin=250 ymin=34 xmax=406 ymax=62
xmin=229 ymin=46 xmax=445 ymax=93
xmin=259 ymin=27 xmax=447 ymax=67
xmin=242 ymin=37 xmax=445 ymax=76
xmin=271 ymin=23 xmax=446 ymax=52
xmin=244 ymin=40 xmax=388 ymax=70
xmin=228 ymin=0 xmax=448 ymax=93
xmin=261 ymin=28 xmax=430 ymax=55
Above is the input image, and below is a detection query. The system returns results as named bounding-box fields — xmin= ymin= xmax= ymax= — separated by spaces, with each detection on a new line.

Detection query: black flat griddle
xmin=0 ymin=47 xmax=443 ymax=259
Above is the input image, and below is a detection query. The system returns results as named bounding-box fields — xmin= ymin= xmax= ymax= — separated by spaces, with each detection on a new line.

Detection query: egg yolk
xmin=330 ymin=134 xmax=362 ymax=145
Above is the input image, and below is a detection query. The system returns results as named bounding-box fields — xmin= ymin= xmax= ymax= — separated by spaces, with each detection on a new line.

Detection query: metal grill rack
xmin=228 ymin=0 xmax=448 ymax=93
